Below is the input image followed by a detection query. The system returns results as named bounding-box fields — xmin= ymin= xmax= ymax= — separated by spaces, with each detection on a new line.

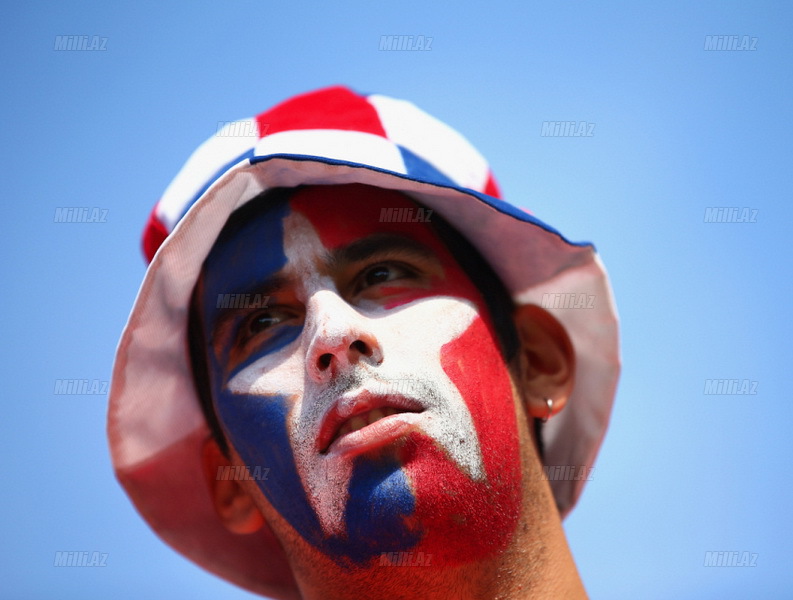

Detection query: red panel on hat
xmin=483 ymin=172 xmax=501 ymax=199
xmin=142 ymin=205 xmax=169 ymax=264
xmin=255 ymin=86 xmax=387 ymax=138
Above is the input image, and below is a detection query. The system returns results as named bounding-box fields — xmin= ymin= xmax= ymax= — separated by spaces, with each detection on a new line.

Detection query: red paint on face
xmin=399 ymin=316 xmax=522 ymax=565
xmin=290 ymin=184 xmax=483 ymax=306
xmin=290 ymin=184 xmax=427 ymax=249
xmin=290 ymin=184 xmax=523 ymax=564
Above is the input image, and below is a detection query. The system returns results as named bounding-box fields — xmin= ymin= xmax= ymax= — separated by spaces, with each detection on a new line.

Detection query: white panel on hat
xmin=367 ymin=94 xmax=490 ymax=192
xmin=156 ymin=118 xmax=260 ymax=231
xmin=253 ymin=129 xmax=406 ymax=175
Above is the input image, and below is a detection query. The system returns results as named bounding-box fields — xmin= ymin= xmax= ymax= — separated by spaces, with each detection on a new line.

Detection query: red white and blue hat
xmin=108 ymin=86 xmax=620 ymax=599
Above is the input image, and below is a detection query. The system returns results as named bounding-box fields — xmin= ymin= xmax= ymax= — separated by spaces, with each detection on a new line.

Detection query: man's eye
xmin=245 ymin=309 xmax=289 ymax=336
xmin=359 ymin=263 xmax=413 ymax=289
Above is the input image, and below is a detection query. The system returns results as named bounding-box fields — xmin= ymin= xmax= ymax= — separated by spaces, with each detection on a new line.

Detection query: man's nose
xmin=304 ymin=290 xmax=383 ymax=383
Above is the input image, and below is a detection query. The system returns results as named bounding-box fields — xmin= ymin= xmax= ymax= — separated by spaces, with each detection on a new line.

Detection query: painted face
xmin=198 ymin=184 xmax=521 ymax=566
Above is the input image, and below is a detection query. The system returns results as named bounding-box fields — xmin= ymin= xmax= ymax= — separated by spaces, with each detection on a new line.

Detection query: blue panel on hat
xmin=177 ymin=148 xmax=256 ymax=225
xmin=397 ymin=145 xmax=457 ymax=188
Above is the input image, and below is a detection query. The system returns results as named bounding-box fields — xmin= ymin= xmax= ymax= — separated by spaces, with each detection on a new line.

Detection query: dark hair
xmin=187 ymin=187 xmax=525 ymax=458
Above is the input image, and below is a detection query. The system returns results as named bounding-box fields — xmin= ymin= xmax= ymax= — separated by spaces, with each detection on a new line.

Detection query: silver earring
xmin=541 ymin=398 xmax=553 ymax=423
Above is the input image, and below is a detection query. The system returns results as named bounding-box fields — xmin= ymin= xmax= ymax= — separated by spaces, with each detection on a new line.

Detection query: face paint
xmin=199 ymin=184 xmax=521 ymax=566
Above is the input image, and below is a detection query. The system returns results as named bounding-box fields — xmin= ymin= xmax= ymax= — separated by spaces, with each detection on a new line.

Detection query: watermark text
xmin=379 ymin=35 xmax=433 ymax=51
xmin=703 ymin=379 xmax=758 ymax=395
xmin=541 ymin=465 xmax=594 ymax=481
xmin=541 ymin=293 xmax=595 ymax=310
xmin=216 ymin=294 xmax=270 ymax=310
xmin=704 ymin=551 xmax=757 ymax=566
xmin=379 ymin=551 xmax=433 ymax=566
xmin=541 ymin=121 xmax=595 ymax=137
xmin=704 ymin=36 xmax=757 ymax=51
xmin=54 ymin=379 xmax=108 ymax=395
xmin=216 ymin=466 xmax=270 ymax=481
xmin=704 ymin=207 xmax=758 ymax=223
xmin=379 ymin=207 xmax=433 ymax=223
xmin=215 ymin=121 xmax=268 ymax=137
xmin=54 ymin=207 xmax=108 ymax=223
xmin=54 ymin=36 xmax=107 ymax=51
xmin=54 ymin=551 xmax=108 ymax=567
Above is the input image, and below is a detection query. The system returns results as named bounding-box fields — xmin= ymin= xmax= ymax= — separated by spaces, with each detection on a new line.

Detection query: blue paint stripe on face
xmin=226 ymin=324 xmax=302 ymax=382
xmin=216 ymin=392 xmax=325 ymax=547
xmin=201 ymin=191 xmax=422 ymax=564
xmin=333 ymin=457 xmax=421 ymax=564
xmin=202 ymin=198 xmax=291 ymax=321
xmin=202 ymin=196 xmax=292 ymax=381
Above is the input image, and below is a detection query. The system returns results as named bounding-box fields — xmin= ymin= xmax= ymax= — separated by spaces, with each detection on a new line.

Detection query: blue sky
xmin=2 ymin=1 xmax=791 ymax=598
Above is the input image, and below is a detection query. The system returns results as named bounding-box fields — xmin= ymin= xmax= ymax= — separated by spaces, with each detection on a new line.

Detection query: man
xmin=108 ymin=86 xmax=620 ymax=599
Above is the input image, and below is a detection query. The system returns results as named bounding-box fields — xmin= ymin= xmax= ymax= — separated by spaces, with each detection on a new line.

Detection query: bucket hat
xmin=108 ymin=85 xmax=620 ymax=598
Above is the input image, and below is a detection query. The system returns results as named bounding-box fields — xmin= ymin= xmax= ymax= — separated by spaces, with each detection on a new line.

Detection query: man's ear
xmin=201 ymin=437 xmax=265 ymax=534
xmin=513 ymin=304 xmax=576 ymax=420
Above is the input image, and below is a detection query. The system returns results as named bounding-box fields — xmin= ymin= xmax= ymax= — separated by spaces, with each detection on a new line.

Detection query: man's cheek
xmin=440 ymin=316 xmax=521 ymax=476
xmin=214 ymin=389 xmax=326 ymax=548
xmin=380 ymin=274 xmax=486 ymax=311
xmin=226 ymin=325 xmax=303 ymax=382
xmin=402 ymin=316 xmax=522 ymax=565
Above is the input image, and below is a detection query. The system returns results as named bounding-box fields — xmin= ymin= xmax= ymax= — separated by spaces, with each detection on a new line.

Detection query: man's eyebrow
xmin=327 ymin=233 xmax=437 ymax=269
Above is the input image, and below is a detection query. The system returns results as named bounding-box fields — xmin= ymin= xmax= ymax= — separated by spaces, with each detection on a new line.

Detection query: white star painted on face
xmin=226 ymin=209 xmax=485 ymax=537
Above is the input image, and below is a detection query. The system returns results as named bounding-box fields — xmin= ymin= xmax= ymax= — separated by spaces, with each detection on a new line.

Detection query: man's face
xmin=198 ymin=184 xmax=522 ymax=566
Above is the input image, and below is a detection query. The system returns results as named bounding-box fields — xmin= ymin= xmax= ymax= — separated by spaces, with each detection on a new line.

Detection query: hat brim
xmin=108 ymin=155 xmax=620 ymax=598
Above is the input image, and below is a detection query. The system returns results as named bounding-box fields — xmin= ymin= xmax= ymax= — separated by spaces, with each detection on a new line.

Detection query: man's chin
xmin=301 ymin=429 xmax=456 ymax=540
xmin=293 ymin=430 xmax=520 ymax=567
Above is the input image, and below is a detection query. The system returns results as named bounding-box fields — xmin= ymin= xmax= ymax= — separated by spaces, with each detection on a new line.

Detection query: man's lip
xmin=317 ymin=393 xmax=424 ymax=454
xmin=325 ymin=411 xmax=424 ymax=457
